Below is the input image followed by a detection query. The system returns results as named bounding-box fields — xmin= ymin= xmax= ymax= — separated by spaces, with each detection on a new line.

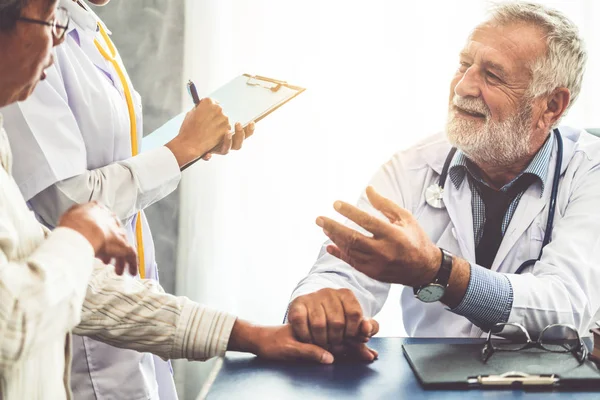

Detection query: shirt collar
xmin=448 ymin=132 xmax=554 ymax=197
xmin=61 ymin=0 xmax=110 ymax=35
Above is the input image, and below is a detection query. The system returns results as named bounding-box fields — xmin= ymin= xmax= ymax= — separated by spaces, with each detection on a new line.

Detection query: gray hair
xmin=0 ymin=0 xmax=28 ymax=32
xmin=486 ymin=1 xmax=587 ymax=116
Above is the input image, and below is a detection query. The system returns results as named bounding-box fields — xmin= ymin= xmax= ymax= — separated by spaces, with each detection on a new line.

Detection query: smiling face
xmin=446 ymin=21 xmax=549 ymax=167
xmin=0 ymin=0 xmax=60 ymax=107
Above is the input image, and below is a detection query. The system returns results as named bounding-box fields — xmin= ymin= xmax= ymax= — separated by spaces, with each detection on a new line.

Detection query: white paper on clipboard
xmin=142 ymin=74 xmax=305 ymax=152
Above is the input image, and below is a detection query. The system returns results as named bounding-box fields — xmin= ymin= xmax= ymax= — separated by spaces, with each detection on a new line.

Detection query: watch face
xmin=416 ymin=284 xmax=445 ymax=303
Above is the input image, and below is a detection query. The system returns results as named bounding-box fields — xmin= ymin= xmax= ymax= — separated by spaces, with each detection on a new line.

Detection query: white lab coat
xmin=291 ymin=127 xmax=600 ymax=338
xmin=0 ymin=1 xmax=180 ymax=399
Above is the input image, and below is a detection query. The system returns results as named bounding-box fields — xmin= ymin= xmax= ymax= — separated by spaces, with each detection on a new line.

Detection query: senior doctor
xmin=287 ymin=1 xmax=600 ymax=358
xmin=1 ymin=0 xmax=253 ymax=399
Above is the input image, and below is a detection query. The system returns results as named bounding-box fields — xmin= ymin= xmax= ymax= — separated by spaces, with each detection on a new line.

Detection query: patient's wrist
xmin=228 ymin=319 xmax=261 ymax=354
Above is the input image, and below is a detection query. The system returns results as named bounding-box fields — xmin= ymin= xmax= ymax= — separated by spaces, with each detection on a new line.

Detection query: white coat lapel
xmin=422 ymin=134 xmax=476 ymax=262
xmin=62 ymin=1 xmax=117 ymax=84
xmin=492 ymin=129 xmax=577 ymax=270
xmin=81 ymin=28 xmax=121 ymax=88
xmin=443 ymin=176 xmax=476 ymax=262
xmin=493 ymin=182 xmax=546 ymax=270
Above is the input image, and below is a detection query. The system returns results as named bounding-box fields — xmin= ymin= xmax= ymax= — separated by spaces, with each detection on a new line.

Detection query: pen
xmin=187 ymin=80 xmax=201 ymax=105
xmin=184 ymin=79 xmax=212 ymax=169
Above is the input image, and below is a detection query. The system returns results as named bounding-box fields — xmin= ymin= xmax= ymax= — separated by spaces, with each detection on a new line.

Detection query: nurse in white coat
xmin=1 ymin=0 xmax=252 ymax=399
xmin=287 ymin=2 xmax=600 ymax=355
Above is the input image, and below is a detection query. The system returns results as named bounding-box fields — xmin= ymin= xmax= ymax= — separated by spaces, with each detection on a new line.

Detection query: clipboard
xmin=402 ymin=342 xmax=600 ymax=390
xmin=141 ymin=74 xmax=305 ymax=163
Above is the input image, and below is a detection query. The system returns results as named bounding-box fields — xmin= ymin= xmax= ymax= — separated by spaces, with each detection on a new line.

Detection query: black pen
xmin=187 ymin=80 xmax=201 ymax=105
xmin=184 ymin=79 xmax=211 ymax=168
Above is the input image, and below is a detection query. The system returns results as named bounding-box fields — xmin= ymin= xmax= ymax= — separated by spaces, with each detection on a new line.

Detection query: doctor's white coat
xmin=291 ymin=127 xmax=600 ymax=338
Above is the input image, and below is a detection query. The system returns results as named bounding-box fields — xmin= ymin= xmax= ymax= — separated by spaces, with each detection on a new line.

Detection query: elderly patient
xmin=0 ymin=1 xmax=332 ymax=399
xmin=0 ymin=0 xmax=256 ymax=398
xmin=288 ymin=1 xmax=600 ymax=359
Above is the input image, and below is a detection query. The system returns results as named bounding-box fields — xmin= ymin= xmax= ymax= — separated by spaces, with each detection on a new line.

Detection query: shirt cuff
xmin=173 ymin=299 xmax=237 ymax=361
xmin=450 ymin=263 xmax=514 ymax=331
xmin=120 ymin=145 xmax=181 ymax=194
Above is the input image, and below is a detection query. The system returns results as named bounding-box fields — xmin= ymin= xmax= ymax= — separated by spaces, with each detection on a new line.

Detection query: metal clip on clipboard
xmin=468 ymin=371 xmax=559 ymax=387
xmin=246 ymin=75 xmax=289 ymax=92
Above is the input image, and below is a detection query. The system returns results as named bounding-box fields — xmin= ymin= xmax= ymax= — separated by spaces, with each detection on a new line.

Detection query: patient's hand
xmin=58 ymin=201 xmax=138 ymax=276
xmin=228 ymin=320 xmax=335 ymax=364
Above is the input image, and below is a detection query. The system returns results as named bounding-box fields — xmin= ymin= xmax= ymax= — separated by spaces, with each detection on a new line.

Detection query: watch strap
xmin=436 ymin=248 xmax=453 ymax=286
xmin=413 ymin=248 xmax=453 ymax=295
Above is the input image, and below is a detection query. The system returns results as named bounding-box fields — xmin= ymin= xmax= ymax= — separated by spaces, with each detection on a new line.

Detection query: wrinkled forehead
xmin=463 ymin=21 xmax=548 ymax=78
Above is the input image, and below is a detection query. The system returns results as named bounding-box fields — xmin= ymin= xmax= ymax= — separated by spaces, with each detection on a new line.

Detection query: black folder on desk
xmin=403 ymin=343 xmax=600 ymax=390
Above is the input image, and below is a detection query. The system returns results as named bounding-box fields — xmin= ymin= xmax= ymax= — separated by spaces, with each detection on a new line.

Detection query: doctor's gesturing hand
xmin=58 ymin=201 xmax=138 ymax=276
xmin=288 ymin=289 xmax=380 ymax=361
xmin=316 ymin=186 xmax=471 ymax=309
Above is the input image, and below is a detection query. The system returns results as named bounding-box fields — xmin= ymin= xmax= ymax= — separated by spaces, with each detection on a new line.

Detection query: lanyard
xmin=94 ymin=23 xmax=146 ymax=279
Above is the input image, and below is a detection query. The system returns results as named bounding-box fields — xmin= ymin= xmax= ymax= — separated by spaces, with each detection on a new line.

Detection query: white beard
xmin=446 ymin=95 xmax=533 ymax=167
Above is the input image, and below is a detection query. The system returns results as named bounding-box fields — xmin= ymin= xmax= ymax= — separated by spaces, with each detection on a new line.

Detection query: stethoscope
xmin=425 ymin=128 xmax=563 ymax=275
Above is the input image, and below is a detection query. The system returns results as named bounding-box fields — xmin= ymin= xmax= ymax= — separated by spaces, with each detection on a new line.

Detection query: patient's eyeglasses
xmin=18 ymin=6 xmax=70 ymax=42
xmin=482 ymin=322 xmax=588 ymax=364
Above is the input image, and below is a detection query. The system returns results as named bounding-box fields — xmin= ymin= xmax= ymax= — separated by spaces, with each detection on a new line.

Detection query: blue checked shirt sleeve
xmin=450 ymin=263 xmax=513 ymax=331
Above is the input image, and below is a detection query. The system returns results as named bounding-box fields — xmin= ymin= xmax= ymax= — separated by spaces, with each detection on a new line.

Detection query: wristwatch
xmin=413 ymin=248 xmax=453 ymax=303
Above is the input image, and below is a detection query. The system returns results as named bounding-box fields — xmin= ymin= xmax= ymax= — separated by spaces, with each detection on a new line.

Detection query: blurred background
xmin=95 ymin=1 xmax=600 ymax=398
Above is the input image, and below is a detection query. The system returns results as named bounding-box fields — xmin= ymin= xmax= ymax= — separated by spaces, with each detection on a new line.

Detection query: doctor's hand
xmin=201 ymin=121 xmax=256 ymax=161
xmin=166 ymin=98 xmax=231 ymax=168
xmin=316 ymin=186 xmax=441 ymax=288
xmin=228 ymin=320 xmax=335 ymax=364
xmin=288 ymin=288 xmax=380 ymax=361
xmin=58 ymin=201 xmax=138 ymax=276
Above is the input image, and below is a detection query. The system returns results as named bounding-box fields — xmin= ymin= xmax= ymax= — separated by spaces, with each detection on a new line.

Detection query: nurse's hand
xmin=201 ymin=121 xmax=256 ymax=160
xmin=287 ymin=288 xmax=379 ymax=361
xmin=166 ymin=98 xmax=231 ymax=168
xmin=58 ymin=201 xmax=138 ymax=276
xmin=228 ymin=320 xmax=335 ymax=364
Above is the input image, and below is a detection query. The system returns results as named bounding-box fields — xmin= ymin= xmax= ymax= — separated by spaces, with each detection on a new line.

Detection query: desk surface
xmin=205 ymin=337 xmax=599 ymax=400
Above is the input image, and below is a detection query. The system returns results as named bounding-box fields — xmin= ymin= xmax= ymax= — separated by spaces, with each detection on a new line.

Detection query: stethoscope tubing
xmin=437 ymin=129 xmax=563 ymax=275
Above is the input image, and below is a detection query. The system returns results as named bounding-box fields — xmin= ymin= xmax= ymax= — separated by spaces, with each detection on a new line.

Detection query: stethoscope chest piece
xmin=425 ymin=183 xmax=445 ymax=209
